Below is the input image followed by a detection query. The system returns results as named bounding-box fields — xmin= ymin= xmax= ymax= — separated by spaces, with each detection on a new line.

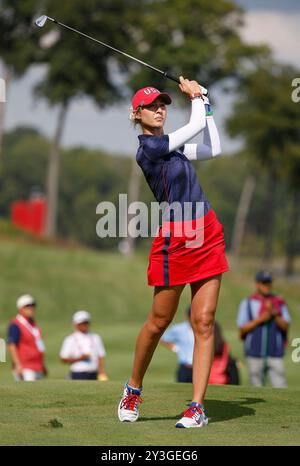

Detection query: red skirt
xmin=147 ymin=209 xmax=229 ymax=286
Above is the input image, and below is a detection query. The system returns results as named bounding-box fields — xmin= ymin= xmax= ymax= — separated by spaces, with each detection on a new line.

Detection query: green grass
xmin=0 ymin=381 xmax=299 ymax=446
xmin=0 ymin=234 xmax=300 ymax=445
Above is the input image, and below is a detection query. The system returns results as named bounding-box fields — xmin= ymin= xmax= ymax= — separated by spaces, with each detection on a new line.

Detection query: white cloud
xmin=241 ymin=10 xmax=300 ymax=65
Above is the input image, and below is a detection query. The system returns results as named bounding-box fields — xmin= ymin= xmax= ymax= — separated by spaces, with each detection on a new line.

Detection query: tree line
xmin=0 ymin=0 xmax=299 ymax=274
xmin=1 ymin=126 xmax=299 ymax=275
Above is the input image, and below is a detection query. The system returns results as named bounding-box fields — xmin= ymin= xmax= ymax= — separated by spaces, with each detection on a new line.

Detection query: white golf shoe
xmin=175 ymin=402 xmax=208 ymax=428
xmin=118 ymin=383 xmax=143 ymax=422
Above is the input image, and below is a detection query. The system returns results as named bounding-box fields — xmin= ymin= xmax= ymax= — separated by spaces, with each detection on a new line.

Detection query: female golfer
xmin=118 ymin=77 xmax=229 ymax=428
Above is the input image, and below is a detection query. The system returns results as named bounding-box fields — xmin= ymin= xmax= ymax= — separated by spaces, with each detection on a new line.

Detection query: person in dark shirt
xmin=118 ymin=77 xmax=229 ymax=429
xmin=237 ymin=270 xmax=291 ymax=387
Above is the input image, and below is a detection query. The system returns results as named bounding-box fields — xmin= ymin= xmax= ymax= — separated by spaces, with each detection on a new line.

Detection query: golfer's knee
xmin=147 ymin=314 xmax=173 ymax=336
xmin=191 ymin=310 xmax=215 ymax=337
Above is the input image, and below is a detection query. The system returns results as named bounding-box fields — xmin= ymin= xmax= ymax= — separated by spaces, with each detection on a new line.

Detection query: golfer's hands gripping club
xmin=179 ymin=76 xmax=203 ymax=99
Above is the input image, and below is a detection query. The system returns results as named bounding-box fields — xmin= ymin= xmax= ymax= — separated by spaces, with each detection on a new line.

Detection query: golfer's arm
xmin=168 ymin=98 xmax=206 ymax=152
xmin=183 ymin=114 xmax=222 ymax=161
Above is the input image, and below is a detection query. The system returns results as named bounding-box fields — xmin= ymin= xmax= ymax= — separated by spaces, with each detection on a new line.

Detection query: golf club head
xmin=35 ymin=15 xmax=48 ymax=28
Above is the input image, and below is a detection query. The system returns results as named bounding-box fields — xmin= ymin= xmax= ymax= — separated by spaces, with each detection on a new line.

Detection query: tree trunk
xmin=262 ymin=167 xmax=278 ymax=268
xmin=231 ymin=174 xmax=256 ymax=260
xmin=119 ymin=157 xmax=142 ymax=256
xmin=45 ymin=103 xmax=68 ymax=238
xmin=285 ymin=190 xmax=300 ymax=277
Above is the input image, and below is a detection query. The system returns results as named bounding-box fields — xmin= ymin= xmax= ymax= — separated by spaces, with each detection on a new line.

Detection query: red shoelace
xmin=122 ymin=393 xmax=143 ymax=411
xmin=182 ymin=405 xmax=203 ymax=418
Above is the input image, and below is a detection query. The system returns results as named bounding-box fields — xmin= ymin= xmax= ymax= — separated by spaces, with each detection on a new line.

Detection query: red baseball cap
xmin=131 ymin=87 xmax=172 ymax=110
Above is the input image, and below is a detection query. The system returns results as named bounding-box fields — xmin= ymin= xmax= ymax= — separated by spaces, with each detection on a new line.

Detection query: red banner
xmin=11 ymin=199 xmax=47 ymax=235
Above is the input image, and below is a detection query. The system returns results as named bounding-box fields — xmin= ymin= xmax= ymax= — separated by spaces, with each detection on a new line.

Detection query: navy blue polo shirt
xmin=136 ymin=134 xmax=211 ymax=220
xmin=7 ymin=323 xmax=21 ymax=345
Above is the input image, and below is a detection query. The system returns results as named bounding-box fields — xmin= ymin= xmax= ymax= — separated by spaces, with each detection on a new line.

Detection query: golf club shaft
xmin=48 ymin=17 xmax=181 ymax=84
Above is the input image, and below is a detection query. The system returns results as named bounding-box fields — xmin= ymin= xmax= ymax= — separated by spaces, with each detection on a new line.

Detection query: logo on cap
xmin=131 ymin=87 xmax=172 ymax=110
xmin=143 ymin=88 xmax=159 ymax=95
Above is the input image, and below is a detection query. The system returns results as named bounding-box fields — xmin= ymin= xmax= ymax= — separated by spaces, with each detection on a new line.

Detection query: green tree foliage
xmin=124 ymin=0 xmax=269 ymax=91
xmin=0 ymin=0 xmax=41 ymax=74
xmin=0 ymin=127 xmax=49 ymax=216
xmin=226 ymin=63 xmax=300 ymax=270
xmin=1 ymin=128 xmax=132 ymax=248
xmin=2 ymin=126 xmax=294 ymax=255
xmin=0 ymin=0 xmax=42 ymax=164
xmin=59 ymin=146 xmax=131 ymax=247
xmin=1 ymin=0 xmax=268 ymax=241
xmin=37 ymin=0 xmax=267 ymax=99
xmin=32 ymin=0 xmax=146 ymax=237
xmin=227 ymin=64 xmax=300 ymax=169
xmin=35 ymin=0 xmax=143 ymax=105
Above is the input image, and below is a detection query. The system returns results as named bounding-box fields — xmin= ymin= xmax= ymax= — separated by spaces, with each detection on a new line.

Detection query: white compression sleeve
xmin=168 ymin=98 xmax=206 ymax=153
xmin=183 ymin=114 xmax=221 ymax=161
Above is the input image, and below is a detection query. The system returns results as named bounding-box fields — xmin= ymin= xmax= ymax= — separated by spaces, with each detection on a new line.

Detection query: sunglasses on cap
xmin=24 ymin=303 xmax=36 ymax=308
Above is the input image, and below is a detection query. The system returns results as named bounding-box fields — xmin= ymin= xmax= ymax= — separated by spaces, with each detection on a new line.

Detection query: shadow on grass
xmin=205 ymin=397 xmax=266 ymax=424
xmin=140 ymin=397 xmax=266 ymax=423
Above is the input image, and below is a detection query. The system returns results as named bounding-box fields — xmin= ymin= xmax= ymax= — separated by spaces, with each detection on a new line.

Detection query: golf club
xmin=35 ymin=15 xmax=208 ymax=95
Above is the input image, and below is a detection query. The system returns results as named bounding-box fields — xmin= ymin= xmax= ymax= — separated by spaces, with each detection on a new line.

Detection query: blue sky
xmin=236 ymin=0 xmax=300 ymax=12
xmin=4 ymin=1 xmax=300 ymax=156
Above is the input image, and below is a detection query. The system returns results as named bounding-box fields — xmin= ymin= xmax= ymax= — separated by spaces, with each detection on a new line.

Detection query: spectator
xmin=7 ymin=294 xmax=47 ymax=381
xmin=160 ymin=306 xmax=239 ymax=385
xmin=60 ymin=310 xmax=108 ymax=381
xmin=209 ymin=322 xmax=240 ymax=385
xmin=237 ymin=270 xmax=291 ymax=388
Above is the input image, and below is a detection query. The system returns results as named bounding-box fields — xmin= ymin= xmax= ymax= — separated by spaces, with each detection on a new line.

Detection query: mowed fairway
xmin=0 ymin=234 xmax=300 ymax=445
xmin=0 ymin=381 xmax=300 ymax=446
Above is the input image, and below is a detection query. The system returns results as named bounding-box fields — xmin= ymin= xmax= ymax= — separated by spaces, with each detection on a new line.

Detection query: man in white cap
xmin=7 ymin=294 xmax=47 ymax=381
xmin=60 ymin=310 xmax=108 ymax=381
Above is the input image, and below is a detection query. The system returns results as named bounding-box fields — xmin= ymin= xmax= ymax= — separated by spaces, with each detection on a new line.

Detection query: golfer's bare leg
xmin=190 ymin=275 xmax=222 ymax=405
xmin=129 ymin=284 xmax=185 ymax=388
